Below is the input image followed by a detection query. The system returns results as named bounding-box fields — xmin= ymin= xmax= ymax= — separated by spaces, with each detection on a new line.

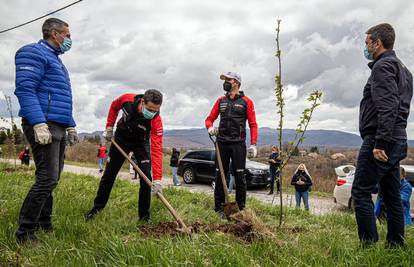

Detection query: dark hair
xmin=143 ymin=89 xmax=163 ymax=105
xmin=366 ymin=23 xmax=395 ymax=49
xmin=400 ymin=167 xmax=406 ymax=177
xmin=42 ymin=18 xmax=69 ymax=39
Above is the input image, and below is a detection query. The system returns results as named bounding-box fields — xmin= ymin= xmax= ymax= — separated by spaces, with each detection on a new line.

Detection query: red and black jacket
xmin=106 ymin=93 xmax=163 ymax=180
xmin=205 ymin=91 xmax=258 ymax=144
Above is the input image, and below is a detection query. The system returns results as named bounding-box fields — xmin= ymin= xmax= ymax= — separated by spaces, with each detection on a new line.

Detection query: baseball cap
xmin=220 ymin=71 xmax=242 ymax=84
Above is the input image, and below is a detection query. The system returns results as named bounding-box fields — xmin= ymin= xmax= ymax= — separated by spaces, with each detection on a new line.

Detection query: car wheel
xmin=183 ymin=168 xmax=195 ymax=184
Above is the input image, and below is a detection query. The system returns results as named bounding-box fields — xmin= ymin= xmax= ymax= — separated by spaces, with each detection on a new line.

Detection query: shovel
xmin=111 ymin=138 xmax=191 ymax=234
xmin=209 ymin=135 xmax=240 ymax=219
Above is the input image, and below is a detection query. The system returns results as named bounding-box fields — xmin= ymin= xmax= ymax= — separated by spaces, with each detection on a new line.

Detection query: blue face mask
xmin=57 ymin=33 xmax=72 ymax=53
xmin=142 ymin=106 xmax=158 ymax=119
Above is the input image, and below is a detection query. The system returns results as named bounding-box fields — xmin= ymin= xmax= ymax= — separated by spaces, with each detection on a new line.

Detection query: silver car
xmin=333 ymin=164 xmax=414 ymax=215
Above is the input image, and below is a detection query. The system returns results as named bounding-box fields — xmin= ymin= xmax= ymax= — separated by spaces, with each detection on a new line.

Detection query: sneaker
xmin=99 ymin=169 xmax=103 ymax=173
xmin=139 ymin=214 xmax=151 ymax=223
xmin=268 ymin=191 xmax=274 ymax=195
xmin=174 ymin=183 xmax=181 ymax=186
xmin=85 ymin=208 xmax=100 ymax=221
xmin=216 ymin=210 xmax=226 ymax=219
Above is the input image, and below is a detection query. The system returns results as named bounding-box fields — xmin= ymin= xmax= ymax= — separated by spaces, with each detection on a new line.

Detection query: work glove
xmin=33 ymin=123 xmax=52 ymax=145
xmin=66 ymin=127 xmax=79 ymax=146
xmin=207 ymin=127 xmax=218 ymax=136
xmin=152 ymin=181 xmax=163 ymax=196
xmin=103 ymin=127 xmax=113 ymax=141
xmin=247 ymin=144 xmax=257 ymax=158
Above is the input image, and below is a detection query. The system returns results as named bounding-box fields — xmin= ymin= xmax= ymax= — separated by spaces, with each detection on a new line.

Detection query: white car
xmin=333 ymin=164 xmax=414 ymax=215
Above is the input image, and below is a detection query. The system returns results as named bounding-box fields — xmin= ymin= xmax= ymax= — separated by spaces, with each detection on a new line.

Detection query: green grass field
xmin=1 ymin=163 xmax=414 ymax=266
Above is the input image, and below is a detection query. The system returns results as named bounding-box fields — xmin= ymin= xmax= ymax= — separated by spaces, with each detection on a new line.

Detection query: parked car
xmin=177 ymin=149 xmax=270 ymax=187
xmin=333 ymin=164 xmax=414 ymax=215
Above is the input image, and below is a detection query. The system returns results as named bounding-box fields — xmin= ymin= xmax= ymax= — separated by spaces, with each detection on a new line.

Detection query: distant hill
xmin=79 ymin=128 xmax=365 ymax=149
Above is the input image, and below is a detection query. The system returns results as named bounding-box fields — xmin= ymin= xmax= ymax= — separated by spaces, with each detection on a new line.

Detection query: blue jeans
xmin=295 ymin=190 xmax=309 ymax=210
xmin=172 ymin=167 xmax=180 ymax=185
xmin=351 ymin=136 xmax=407 ymax=246
xmin=98 ymin=158 xmax=104 ymax=170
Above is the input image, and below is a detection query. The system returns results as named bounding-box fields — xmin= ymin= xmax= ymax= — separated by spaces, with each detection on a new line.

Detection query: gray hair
xmin=42 ymin=18 xmax=68 ymax=39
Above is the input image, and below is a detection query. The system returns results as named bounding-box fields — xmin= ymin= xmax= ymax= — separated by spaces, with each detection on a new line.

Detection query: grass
xmin=1 ymin=163 xmax=414 ymax=266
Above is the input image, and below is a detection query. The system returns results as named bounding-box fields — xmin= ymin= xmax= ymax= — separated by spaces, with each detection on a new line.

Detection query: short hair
xmin=143 ymin=89 xmax=163 ymax=105
xmin=42 ymin=18 xmax=69 ymax=39
xmin=366 ymin=23 xmax=395 ymax=49
xmin=400 ymin=167 xmax=406 ymax=177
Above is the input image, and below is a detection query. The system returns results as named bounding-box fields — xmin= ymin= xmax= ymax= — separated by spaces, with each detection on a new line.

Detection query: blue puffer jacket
xmin=14 ymin=39 xmax=75 ymax=127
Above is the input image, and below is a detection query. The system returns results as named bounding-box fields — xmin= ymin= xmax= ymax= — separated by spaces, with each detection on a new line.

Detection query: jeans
xmin=98 ymin=158 xmax=104 ymax=170
xmin=295 ymin=190 xmax=309 ymax=210
xmin=351 ymin=136 xmax=407 ymax=246
xmin=269 ymin=168 xmax=280 ymax=193
xmin=214 ymin=142 xmax=247 ymax=211
xmin=172 ymin=167 xmax=180 ymax=185
xmin=92 ymin=134 xmax=152 ymax=220
xmin=16 ymin=119 xmax=66 ymax=239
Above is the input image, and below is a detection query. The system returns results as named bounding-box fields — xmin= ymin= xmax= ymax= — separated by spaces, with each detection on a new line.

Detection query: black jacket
xmin=268 ymin=152 xmax=281 ymax=171
xmin=359 ymin=50 xmax=413 ymax=150
xmin=291 ymin=171 xmax=312 ymax=192
xmin=170 ymin=150 xmax=180 ymax=167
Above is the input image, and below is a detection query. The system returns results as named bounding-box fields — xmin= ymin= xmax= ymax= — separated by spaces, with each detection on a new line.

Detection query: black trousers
xmin=92 ymin=134 xmax=152 ymax=219
xmin=351 ymin=136 xmax=407 ymax=246
xmin=214 ymin=142 xmax=247 ymax=211
xmin=16 ymin=120 xmax=66 ymax=239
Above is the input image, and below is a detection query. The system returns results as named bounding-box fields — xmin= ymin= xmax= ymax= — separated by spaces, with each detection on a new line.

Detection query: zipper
xmin=45 ymin=93 xmax=51 ymax=120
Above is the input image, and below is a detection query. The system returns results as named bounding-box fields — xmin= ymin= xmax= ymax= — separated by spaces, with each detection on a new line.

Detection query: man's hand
xmin=373 ymin=148 xmax=388 ymax=162
xmin=152 ymin=181 xmax=163 ymax=196
xmin=33 ymin=123 xmax=52 ymax=145
xmin=103 ymin=127 xmax=113 ymax=141
xmin=208 ymin=127 xmax=218 ymax=136
xmin=66 ymin=127 xmax=79 ymax=146
xmin=248 ymin=144 xmax=257 ymax=158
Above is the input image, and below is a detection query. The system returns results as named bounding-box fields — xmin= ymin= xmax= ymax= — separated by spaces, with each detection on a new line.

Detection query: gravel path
xmin=1 ymin=158 xmax=342 ymax=215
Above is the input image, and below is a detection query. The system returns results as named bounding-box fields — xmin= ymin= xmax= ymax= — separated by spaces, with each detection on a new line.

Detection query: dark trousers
xmin=16 ymin=120 xmax=66 ymax=239
xmin=351 ymin=136 xmax=407 ymax=246
xmin=269 ymin=167 xmax=280 ymax=193
xmin=214 ymin=142 xmax=247 ymax=211
xmin=92 ymin=134 xmax=152 ymax=219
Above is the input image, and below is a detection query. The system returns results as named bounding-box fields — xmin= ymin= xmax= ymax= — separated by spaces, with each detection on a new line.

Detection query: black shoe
xmin=139 ymin=214 xmax=151 ymax=223
xmin=99 ymin=169 xmax=103 ymax=173
xmin=216 ymin=210 xmax=226 ymax=219
xmin=85 ymin=208 xmax=100 ymax=221
xmin=16 ymin=232 xmax=37 ymax=245
xmin=268 ymin=191 xmax=274 ymax=195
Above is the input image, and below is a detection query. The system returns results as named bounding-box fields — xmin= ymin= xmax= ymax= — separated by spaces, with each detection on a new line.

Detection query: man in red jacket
xmin=85 ymin=89 xmax=164 ymax=222
xmin=205 ymin=72 xmax=258 ymax=217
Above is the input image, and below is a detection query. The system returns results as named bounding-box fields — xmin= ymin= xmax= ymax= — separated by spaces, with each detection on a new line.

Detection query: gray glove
xmin=33 ymin=123 xmax=52 ymax=145
xmin=66 ymin=127 xmax=79 ymax=146
xmin=207 ymin=127 xmax=218 ymax=136
xmin=103 ymin=127 xmax=113 ymax=141
xmin=152 ymin=181 xmax=163 ymax=196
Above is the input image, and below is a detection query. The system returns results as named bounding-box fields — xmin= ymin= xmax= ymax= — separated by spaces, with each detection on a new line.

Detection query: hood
xmin=246 ymin=159 xmax=268 ymax=170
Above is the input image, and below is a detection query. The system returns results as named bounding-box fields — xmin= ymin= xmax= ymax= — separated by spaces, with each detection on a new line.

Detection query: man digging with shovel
xmin=85 ymin=89 xmax=163 ymax=222
xmin=205 ymin=72 xmax=258 ymax=219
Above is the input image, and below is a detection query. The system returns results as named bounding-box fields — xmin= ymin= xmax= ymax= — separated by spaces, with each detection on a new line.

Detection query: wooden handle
xmin=215 ymin=141 xmax=229 ymax=203
xmin=111 ymin=139 xmax=189 ymax=231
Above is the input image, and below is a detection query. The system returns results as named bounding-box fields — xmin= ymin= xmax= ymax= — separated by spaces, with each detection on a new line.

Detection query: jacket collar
xmin=225 ymin=90 xmax=245 ymax=100
xmin=368 ymin=50 xmax=395 ymax=69
xmin=39 ymin=39 xmax=62 ymax=55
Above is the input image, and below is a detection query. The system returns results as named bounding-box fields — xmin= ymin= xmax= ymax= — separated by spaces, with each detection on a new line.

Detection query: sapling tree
xmin=272 ymin=20 xmax=323 ymax=227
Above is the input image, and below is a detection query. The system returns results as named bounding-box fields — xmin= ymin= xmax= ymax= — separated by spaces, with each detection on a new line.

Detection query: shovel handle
xmin=111 ymin=138 xmax=189 ymax=231
xmin=210 ymin=136 xmax=230 ymax=203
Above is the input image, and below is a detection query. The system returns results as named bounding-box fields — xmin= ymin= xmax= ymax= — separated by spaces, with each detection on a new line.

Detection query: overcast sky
xmin=1 ymin=0 xmax=414 ymax=137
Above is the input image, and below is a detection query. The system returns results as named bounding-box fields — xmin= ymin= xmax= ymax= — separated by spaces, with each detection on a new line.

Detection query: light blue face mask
xmin=364 ymin=45 xmax=373 ymax=61
xmin=57 ymin=33 xmax=72 ymax=53
xmin=142 ymin=106 xmax=158 ymax=119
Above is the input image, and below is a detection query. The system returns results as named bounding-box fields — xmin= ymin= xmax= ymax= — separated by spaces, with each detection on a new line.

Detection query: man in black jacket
xmin=351 ymin=23 xmax=413 ymax=248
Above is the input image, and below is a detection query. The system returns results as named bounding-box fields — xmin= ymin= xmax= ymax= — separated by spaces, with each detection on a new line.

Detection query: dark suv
xmin=177 ymin=149 xmax=270 ymax=187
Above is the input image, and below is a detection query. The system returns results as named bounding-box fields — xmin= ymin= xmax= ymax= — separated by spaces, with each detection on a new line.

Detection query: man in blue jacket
xmin=14 ymin=18 xmax=78 ymax=244
xmin=351 ymin=23 xmax=413 ymax=248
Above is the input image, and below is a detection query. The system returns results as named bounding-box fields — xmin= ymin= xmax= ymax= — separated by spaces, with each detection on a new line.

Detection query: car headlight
xmin=249 ymin=169 xmax=265 ymax=175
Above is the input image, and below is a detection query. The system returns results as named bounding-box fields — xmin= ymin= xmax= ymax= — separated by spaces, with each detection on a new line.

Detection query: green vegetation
xmin=1 ymin=164 xmax=414 ymax=266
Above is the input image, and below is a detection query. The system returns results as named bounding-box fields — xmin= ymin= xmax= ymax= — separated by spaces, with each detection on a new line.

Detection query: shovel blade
xmin=223 ymin=202 xmax=240 ymax=219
